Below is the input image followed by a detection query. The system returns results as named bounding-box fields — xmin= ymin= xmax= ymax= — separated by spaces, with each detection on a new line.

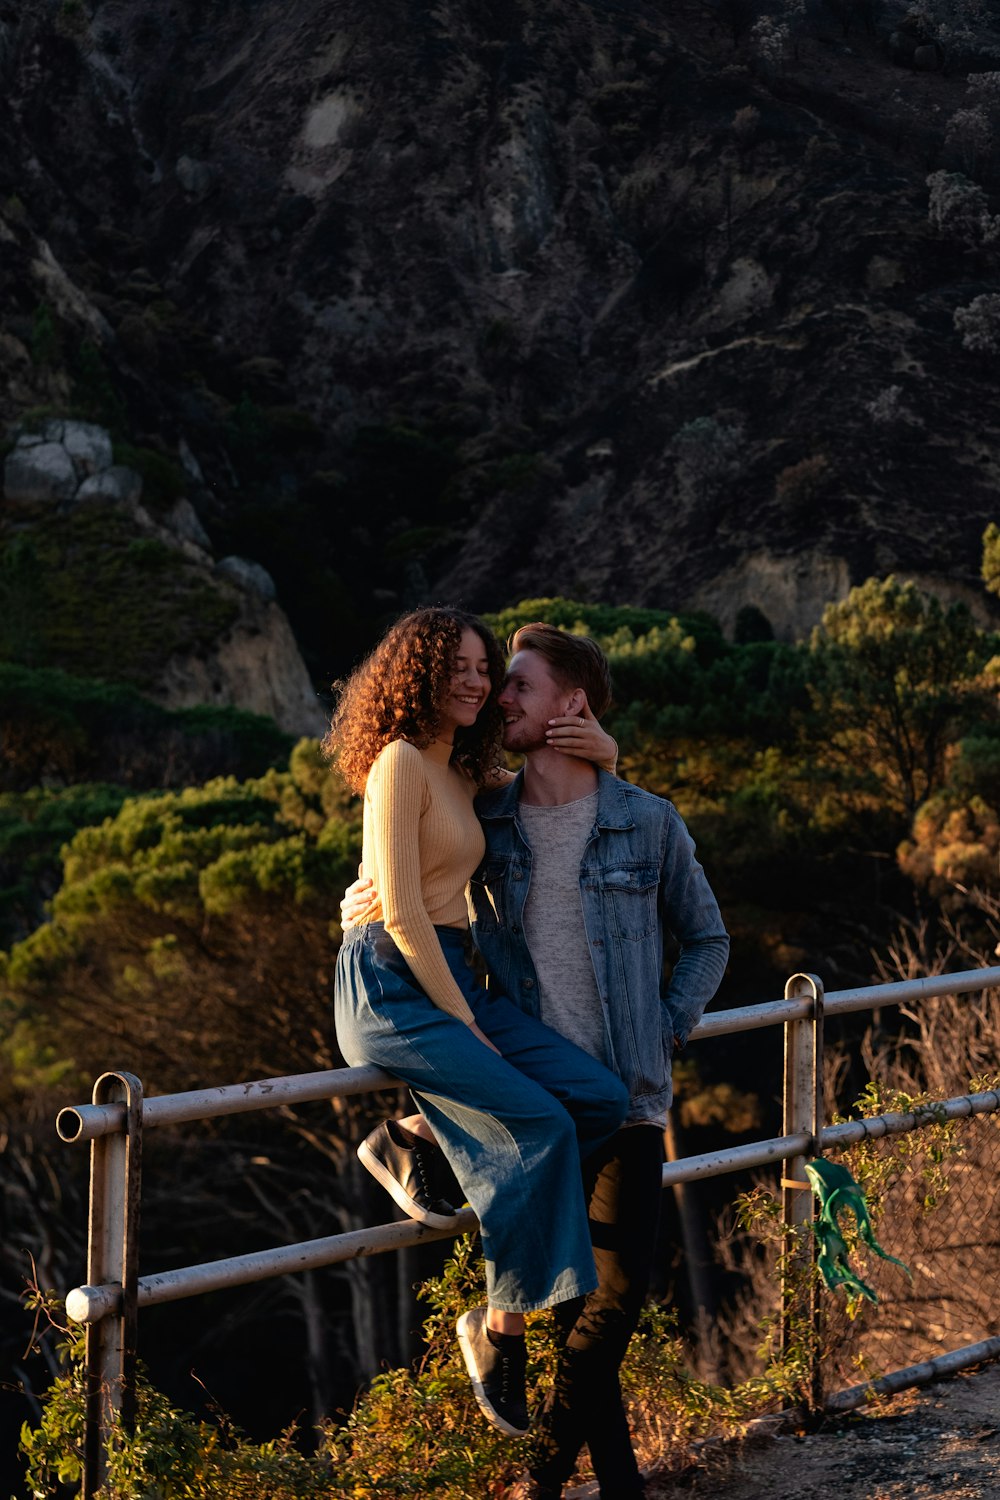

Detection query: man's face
xmin=498 ymin=648 xmax=569 ymax=752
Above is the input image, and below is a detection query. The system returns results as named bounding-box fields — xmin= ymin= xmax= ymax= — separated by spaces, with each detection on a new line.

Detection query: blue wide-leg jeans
xmin=335 ymin=923 xmax=630 ymax=1312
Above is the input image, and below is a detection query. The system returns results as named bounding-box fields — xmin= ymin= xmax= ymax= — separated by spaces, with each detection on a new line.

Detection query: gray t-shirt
xmin=518 ymin=791 xmax=607 ymax=1064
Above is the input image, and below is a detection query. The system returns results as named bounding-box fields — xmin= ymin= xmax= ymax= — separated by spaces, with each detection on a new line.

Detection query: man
xmin=352 ymin=623 xmax=729 ymax=1500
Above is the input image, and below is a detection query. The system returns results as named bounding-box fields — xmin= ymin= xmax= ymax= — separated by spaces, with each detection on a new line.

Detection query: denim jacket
xmin=469 ymin=770 xmax=730 ymax=1125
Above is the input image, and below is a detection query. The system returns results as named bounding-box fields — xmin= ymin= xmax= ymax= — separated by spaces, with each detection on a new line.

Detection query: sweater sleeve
xmin=367 ymin=742 xmax=476 ymax=1025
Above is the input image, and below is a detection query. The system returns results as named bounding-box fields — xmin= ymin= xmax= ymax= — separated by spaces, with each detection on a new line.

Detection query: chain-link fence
xmin=822 ymin=1105 xmax=1000 ymax=1393
xmin=707 ymin=1095 xmax=1000 ymax=1409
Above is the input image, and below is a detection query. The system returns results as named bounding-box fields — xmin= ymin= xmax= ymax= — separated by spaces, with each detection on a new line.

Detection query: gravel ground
xmin=642 ymin=1361 xmax=1000 ymax=1500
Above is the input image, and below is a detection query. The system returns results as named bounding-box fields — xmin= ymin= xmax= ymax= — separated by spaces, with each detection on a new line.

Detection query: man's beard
xmin=502 ymin=724 xmax=547 ymax=754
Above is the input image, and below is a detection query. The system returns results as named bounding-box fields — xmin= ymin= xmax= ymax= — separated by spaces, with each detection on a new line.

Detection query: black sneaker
xmin=357 ymin=1120 xmax=462 ymax=1229
xmin=456 ymin=1306 xmax=529 ymax=1437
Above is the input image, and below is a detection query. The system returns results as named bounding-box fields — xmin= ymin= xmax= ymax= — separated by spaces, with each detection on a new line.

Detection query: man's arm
xmin=658 ymin=804 xmax=730 ymax=1048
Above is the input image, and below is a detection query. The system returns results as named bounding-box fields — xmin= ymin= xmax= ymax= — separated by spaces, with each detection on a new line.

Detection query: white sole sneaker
xmin=357 ymin=1135 xmax=461 ymax=1230
xmin=456 ymin=1307 xmax=529 ymax=1437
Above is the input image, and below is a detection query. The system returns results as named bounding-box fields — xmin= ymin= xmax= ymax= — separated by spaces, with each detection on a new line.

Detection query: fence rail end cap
xmin=66 ymin=1283 xmax=120 ymax=1324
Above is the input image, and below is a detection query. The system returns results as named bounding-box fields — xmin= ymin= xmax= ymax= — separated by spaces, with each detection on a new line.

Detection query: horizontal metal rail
xmin=660 ymin=1087 xmax=1000 ymax=1186
xmin=56 ymin=965 xmax=1000 ymax=1146
xmin=826 ymin=1336 xmax=1000 ymax=1414
xmin=64 ymin=1086 xmax=1000 ymax=1326
xmin=60 ymin=962 xmax=1000 ymax=1492
xmin=56 ymin=1064 xmax=395 ymax=1145
xmin=66 ymin=1209 xmax=479 ymax=1324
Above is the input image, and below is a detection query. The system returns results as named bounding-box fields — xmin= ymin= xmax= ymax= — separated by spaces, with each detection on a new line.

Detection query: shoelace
xmin=496 ymin=1344 xmax=525 ymax=1403
xmin=414 ymin=1150 xmax=431 ymax=1195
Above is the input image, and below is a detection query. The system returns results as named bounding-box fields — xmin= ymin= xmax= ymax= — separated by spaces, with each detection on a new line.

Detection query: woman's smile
xmin=437 ymin=626 xmax=493 ymax=735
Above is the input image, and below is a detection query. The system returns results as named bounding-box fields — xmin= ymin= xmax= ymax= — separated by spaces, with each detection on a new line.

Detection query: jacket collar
xmin=595 ymin=769 xmax=636 ymax=830
xmin=478 ymin=768 xmax=634 ymax=830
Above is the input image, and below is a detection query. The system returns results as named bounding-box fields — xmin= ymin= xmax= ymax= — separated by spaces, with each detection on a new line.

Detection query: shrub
xmin=0 ymin=507 xmax=238 ymax=687
xmin=21 ymin=1232 xmax=807 ymax=1499
xmin=954 ymin=292 xmax=1000 ymax=351
xmin=30 ymin=302 xmax=61 ymax=367
xmin=775 ymin=454 xmax=830 ymax=509
xmin=674 ymin=417 xmax=747 ymax=505
xmin=0 ymin=662 xmax=292 ymax=792
xmin=865 ymin=386 xmax=920 ymax=426
xmin=112 ymin=442 xmax=187 ymax=508
xmin=926 ymin=170 xmax=999 ymax=244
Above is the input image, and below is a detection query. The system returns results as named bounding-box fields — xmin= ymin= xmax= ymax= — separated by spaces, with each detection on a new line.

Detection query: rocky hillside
xmin=2 ymin=0 xmax=1000 ymax=670
xmin=2 ymin=418 xmax=325 ymax=733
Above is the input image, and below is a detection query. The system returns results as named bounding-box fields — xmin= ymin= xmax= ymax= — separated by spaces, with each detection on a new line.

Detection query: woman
xmin=326 ymin=607 xmax=629 ymax=1438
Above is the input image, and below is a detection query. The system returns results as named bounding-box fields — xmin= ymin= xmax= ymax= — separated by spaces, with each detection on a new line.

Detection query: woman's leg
xmin=336 ymin=927 xmax=627 ymax=1312
xmin=465 ymin=986 xmax=630 ymax=1164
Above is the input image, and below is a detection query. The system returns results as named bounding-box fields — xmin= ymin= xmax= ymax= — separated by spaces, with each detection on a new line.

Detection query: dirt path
xmin=644 ymin=1361 xmax=1000 ymax=1500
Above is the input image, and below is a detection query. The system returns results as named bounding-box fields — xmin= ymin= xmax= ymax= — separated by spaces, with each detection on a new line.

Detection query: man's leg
xmin=530 ymin=1125 xmax=664 ymax=1499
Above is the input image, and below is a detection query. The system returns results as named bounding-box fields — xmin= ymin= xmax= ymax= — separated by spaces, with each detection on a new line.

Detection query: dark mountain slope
xmin=2 ymin=0 xmax=999 ymax=663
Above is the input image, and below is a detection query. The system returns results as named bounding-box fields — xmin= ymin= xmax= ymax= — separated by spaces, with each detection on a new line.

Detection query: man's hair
xmin=508 ymin=622 xmax=613 ymax=718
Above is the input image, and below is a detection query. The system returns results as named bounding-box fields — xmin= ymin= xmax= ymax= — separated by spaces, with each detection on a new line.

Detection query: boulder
xmin=178 ymin=437 xmax=205 ymax=485
xmin=61 ymin=420 xmax=113 ymax=476
xmin=157 ymin=596 xmax=327 ymax=736
xmin=164 ymin=497 xmax=212 ymax=551
xmin=75 ymin=465 xmax=144 ymax=508
xmin=216 ymin=555 xmax=277 ymax=601
xmin=4 ymin=441 xmax=78 ymax=504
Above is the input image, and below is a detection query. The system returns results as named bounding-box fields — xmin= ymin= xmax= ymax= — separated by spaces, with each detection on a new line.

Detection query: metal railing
xmin=55 ymin=965 xmax=1000 ymax=1497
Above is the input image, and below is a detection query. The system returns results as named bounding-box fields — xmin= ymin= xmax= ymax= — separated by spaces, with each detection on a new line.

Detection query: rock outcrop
xmin=2 ymin=421 xmax=325 ymax=737
xmin=157 ymin=600 xmax=326 ymax=734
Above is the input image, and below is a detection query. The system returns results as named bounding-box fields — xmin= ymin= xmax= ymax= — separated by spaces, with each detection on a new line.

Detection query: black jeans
xmin=530 ymin=1124 xmax=664 ymax=1499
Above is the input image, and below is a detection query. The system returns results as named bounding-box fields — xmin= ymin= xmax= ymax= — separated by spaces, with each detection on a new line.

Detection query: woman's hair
xmin=508 ymin=622 xmax=613 ymax=718
xmin=325 ymin=607 xmax=506 ymax=793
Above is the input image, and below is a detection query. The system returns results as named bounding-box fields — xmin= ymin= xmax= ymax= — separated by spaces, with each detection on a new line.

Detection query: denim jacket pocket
xmin=469 ymin=856 xmax=513 ymax=926
xmin=601 ymin=864 xmax=658 ymax=941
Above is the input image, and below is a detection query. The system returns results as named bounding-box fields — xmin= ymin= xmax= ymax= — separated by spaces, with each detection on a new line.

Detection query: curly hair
xmin=324 ymin=607 xmax=506 ymax=793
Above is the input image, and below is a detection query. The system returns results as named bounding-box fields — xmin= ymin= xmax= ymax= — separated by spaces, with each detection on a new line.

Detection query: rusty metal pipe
xmin=67 ymin=1208 xmax=479 ymax=1322
xmin=56 ymin=969 xmax=1000 ymax=1145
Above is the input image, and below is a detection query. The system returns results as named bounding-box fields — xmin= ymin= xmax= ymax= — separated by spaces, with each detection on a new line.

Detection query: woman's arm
xmin=367 ymin=742 xmax=478 ymax=1025
xmin=482 ymin=697 xmax=618 ymax=787
xmin=340 ymin=862 xmax=500 ymax=1052
xmin=545 ymin=698 xmax=618 ymax=771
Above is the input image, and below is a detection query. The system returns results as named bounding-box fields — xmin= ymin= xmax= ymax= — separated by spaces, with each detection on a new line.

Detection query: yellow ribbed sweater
xmin=360 ymin=737 xmax=485 ymax=1024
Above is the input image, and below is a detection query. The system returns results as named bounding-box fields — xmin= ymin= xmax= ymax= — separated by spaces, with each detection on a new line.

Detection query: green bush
xmin=0 ymin=662 xmax=292 ymax=792
xmin=113 ymin=442 xmax=187 ymax=508
xmin=20 ymin=1348 xmax=337 ymax=1499
xmin=0 ymin=781 xmax=129 ymax=949
xmin=30 ymin=302 xmax=60 ymax=368
xmin=0 ymin=507 xmax=239 ymax=687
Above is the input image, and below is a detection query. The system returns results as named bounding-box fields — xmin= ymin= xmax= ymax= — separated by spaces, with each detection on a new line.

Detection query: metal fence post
xmin=780 ymin=973 xmax=824 ymax=1410
xmin=82 ymin=1071 xmax=142 ymax=1499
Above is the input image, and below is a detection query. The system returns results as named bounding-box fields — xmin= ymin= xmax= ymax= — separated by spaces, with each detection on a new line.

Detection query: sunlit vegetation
xmin=5 ymin=553 xmax=1000 ymax=1489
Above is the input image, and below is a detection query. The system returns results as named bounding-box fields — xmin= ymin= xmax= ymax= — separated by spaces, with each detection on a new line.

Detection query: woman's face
xmin=436 ymin=626 xmax=493 ymax=738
